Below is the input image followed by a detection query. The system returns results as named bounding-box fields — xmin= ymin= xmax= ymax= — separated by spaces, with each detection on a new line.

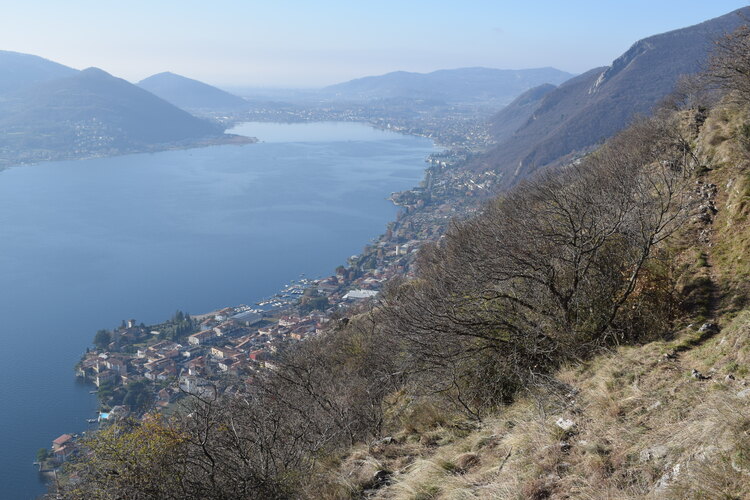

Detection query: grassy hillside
xmin=302 ymin=101 xmax=750 ymax=500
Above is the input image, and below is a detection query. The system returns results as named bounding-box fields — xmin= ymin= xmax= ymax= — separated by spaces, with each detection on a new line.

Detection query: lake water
xmin=0 ymin=121 xmax=435 ymax=499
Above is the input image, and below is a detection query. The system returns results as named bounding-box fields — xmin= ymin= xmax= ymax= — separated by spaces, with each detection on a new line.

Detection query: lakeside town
xmin=37 ymin=114 xmax=498 ymax=476
xmin=213 ymin=96 xmax=497 ymax=152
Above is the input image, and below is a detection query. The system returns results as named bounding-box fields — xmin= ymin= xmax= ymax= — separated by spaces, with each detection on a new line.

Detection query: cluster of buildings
xmin=48 ymin=434 xmax=77 ymax=465
xmin=54 ymin=114 xmax=495 ymax=478
xmin=71 ymin=261 xmax=411 ymax=424
xmin=215 ymin=93 xmax=495 ymax=153
xmin=43 ymin=404 xmax=133 ymax=470
xmin=77 ymin=313 xmax=321 ymax=393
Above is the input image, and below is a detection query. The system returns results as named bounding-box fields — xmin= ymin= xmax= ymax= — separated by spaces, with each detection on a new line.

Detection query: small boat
xmin=86 ymin=418 xmax=98 ymax=424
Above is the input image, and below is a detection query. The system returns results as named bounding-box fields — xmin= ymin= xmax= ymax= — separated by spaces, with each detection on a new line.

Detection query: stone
xmin=371 ymin=470 xmax=391 ymax=488
xmin=699 ymin=322 xmax=719 ymax=333
xmin=691 ymin=368 xmax=710 ymax=380
xmin=640 ymin=445 xmax=668 ymax=462
xmin=661 ymin=350 xmax=677 ymax=361
xmin=655 ymin=463 xmax=682 ymax=491
xmin=376 ymin=436 xmax=394 ymax=445
xmin=555 ymin=417 xmax=575 ymax=432
xmin=647 ymin=401 xmax=662 ymax=411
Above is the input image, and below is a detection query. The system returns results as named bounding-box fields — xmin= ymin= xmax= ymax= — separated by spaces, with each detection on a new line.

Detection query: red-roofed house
xmin=52 ymin=434 xmax=77 ymax=461
xmin=52 ymin=434 xmax=72 ymax=450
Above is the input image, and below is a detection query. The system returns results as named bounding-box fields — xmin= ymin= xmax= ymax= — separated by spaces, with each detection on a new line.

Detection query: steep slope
xmin=488 ymin=83 xmax=557 ymax=144
xmin=322 ymin=67 xmax=574 ymax=104
xmin=0 ymin=67 xmax=224 ymax=162
xmin=138 ymin=71 xmax=249 ymax=111
xmin=478 ymin=7 xmax=750 ymax=189
xmin=0 ymin=50 xmax=79 ymax=95
xmin=301 ymin=103 xmax=750 ymax=500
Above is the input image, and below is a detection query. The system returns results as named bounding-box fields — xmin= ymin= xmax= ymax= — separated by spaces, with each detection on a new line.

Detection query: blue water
xmin=0 ymin=122 xmax=434 ymax=499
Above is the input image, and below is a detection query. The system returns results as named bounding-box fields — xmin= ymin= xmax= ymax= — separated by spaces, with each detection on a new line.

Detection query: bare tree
xmin=378 ymin=114 xmax=695 ymax=418
xmin=708 ymin=19 xmax=750 ymax=102
xmin=61 ymin=398 xmax=299 ymax=500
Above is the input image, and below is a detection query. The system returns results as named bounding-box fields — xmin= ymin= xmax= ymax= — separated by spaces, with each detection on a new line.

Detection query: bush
xmin=709 ymin=21 xmax=750 ymax=103
xmin=378 ymin=115 xmax=694 ymax=417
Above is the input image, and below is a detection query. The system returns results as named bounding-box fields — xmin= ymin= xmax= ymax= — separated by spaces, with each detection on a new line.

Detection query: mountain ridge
xmin=0 ymin=50 xmax=79 ymax=95
xmin=0 ymin=65 xmax=229 ymax=165
xmin=488 ymin=83 xmax=558 ymax=144
xmin=478 ymin=6 xmax=750 ymax=188
xmin=321 ymin=66 xmax=575 ymax=104
xmin=138 ymin=71 xmax=249 ymax=111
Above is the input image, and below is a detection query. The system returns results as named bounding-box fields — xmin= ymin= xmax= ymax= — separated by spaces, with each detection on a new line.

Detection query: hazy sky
xmin=1 ymin=0 xmax=748 ymax=87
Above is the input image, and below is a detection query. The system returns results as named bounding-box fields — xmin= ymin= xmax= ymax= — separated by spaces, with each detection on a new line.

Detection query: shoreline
xmin=0 ymin=133 xmax=257 ymax=171
xmin=40 ymin=120 xmax=494 ymax=489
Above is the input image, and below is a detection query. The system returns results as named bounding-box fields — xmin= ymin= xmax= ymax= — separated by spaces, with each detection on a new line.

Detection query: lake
xmin=0 ymin=121 xmax=435 ymax=499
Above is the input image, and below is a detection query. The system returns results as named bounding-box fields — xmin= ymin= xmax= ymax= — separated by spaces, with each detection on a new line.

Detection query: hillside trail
xmin=671 ymin=178 xmax=722 ymax=369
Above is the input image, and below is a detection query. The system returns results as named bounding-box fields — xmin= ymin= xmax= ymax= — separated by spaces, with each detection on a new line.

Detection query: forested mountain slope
xmin=0 ymin=67 xmax=224 ymax=164
xmin=477 ymin=7 xmax=750 ymax=189
xmin=0 ymin=50 xmax=78 ymax=95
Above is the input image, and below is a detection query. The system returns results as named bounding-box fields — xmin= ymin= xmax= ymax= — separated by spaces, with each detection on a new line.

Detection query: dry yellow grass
xmin=321 ymin=313 xmax=750 ymax=500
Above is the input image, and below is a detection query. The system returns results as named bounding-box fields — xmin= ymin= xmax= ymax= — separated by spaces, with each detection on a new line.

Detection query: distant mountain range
xmin=0 ymin=54 xmax=579 ymax=166
xmin=138 ymin=72 xmax=249 ymax=111
xmin=3 ymin=4 xmax=745 ymax=172
xmin=320 ymin=67 xmax=574 ymax=105
xmin=0 ymin=54 xmax=235 ymax=166
xmin=0 ymin=50 xmax=78 ymax=95
xmin=476 ymin=7 xmax=750 ymax=188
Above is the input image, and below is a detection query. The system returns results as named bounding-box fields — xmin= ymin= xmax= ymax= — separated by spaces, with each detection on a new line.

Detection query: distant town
xmin=215 ymin=97 xmax=496 ymax=152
